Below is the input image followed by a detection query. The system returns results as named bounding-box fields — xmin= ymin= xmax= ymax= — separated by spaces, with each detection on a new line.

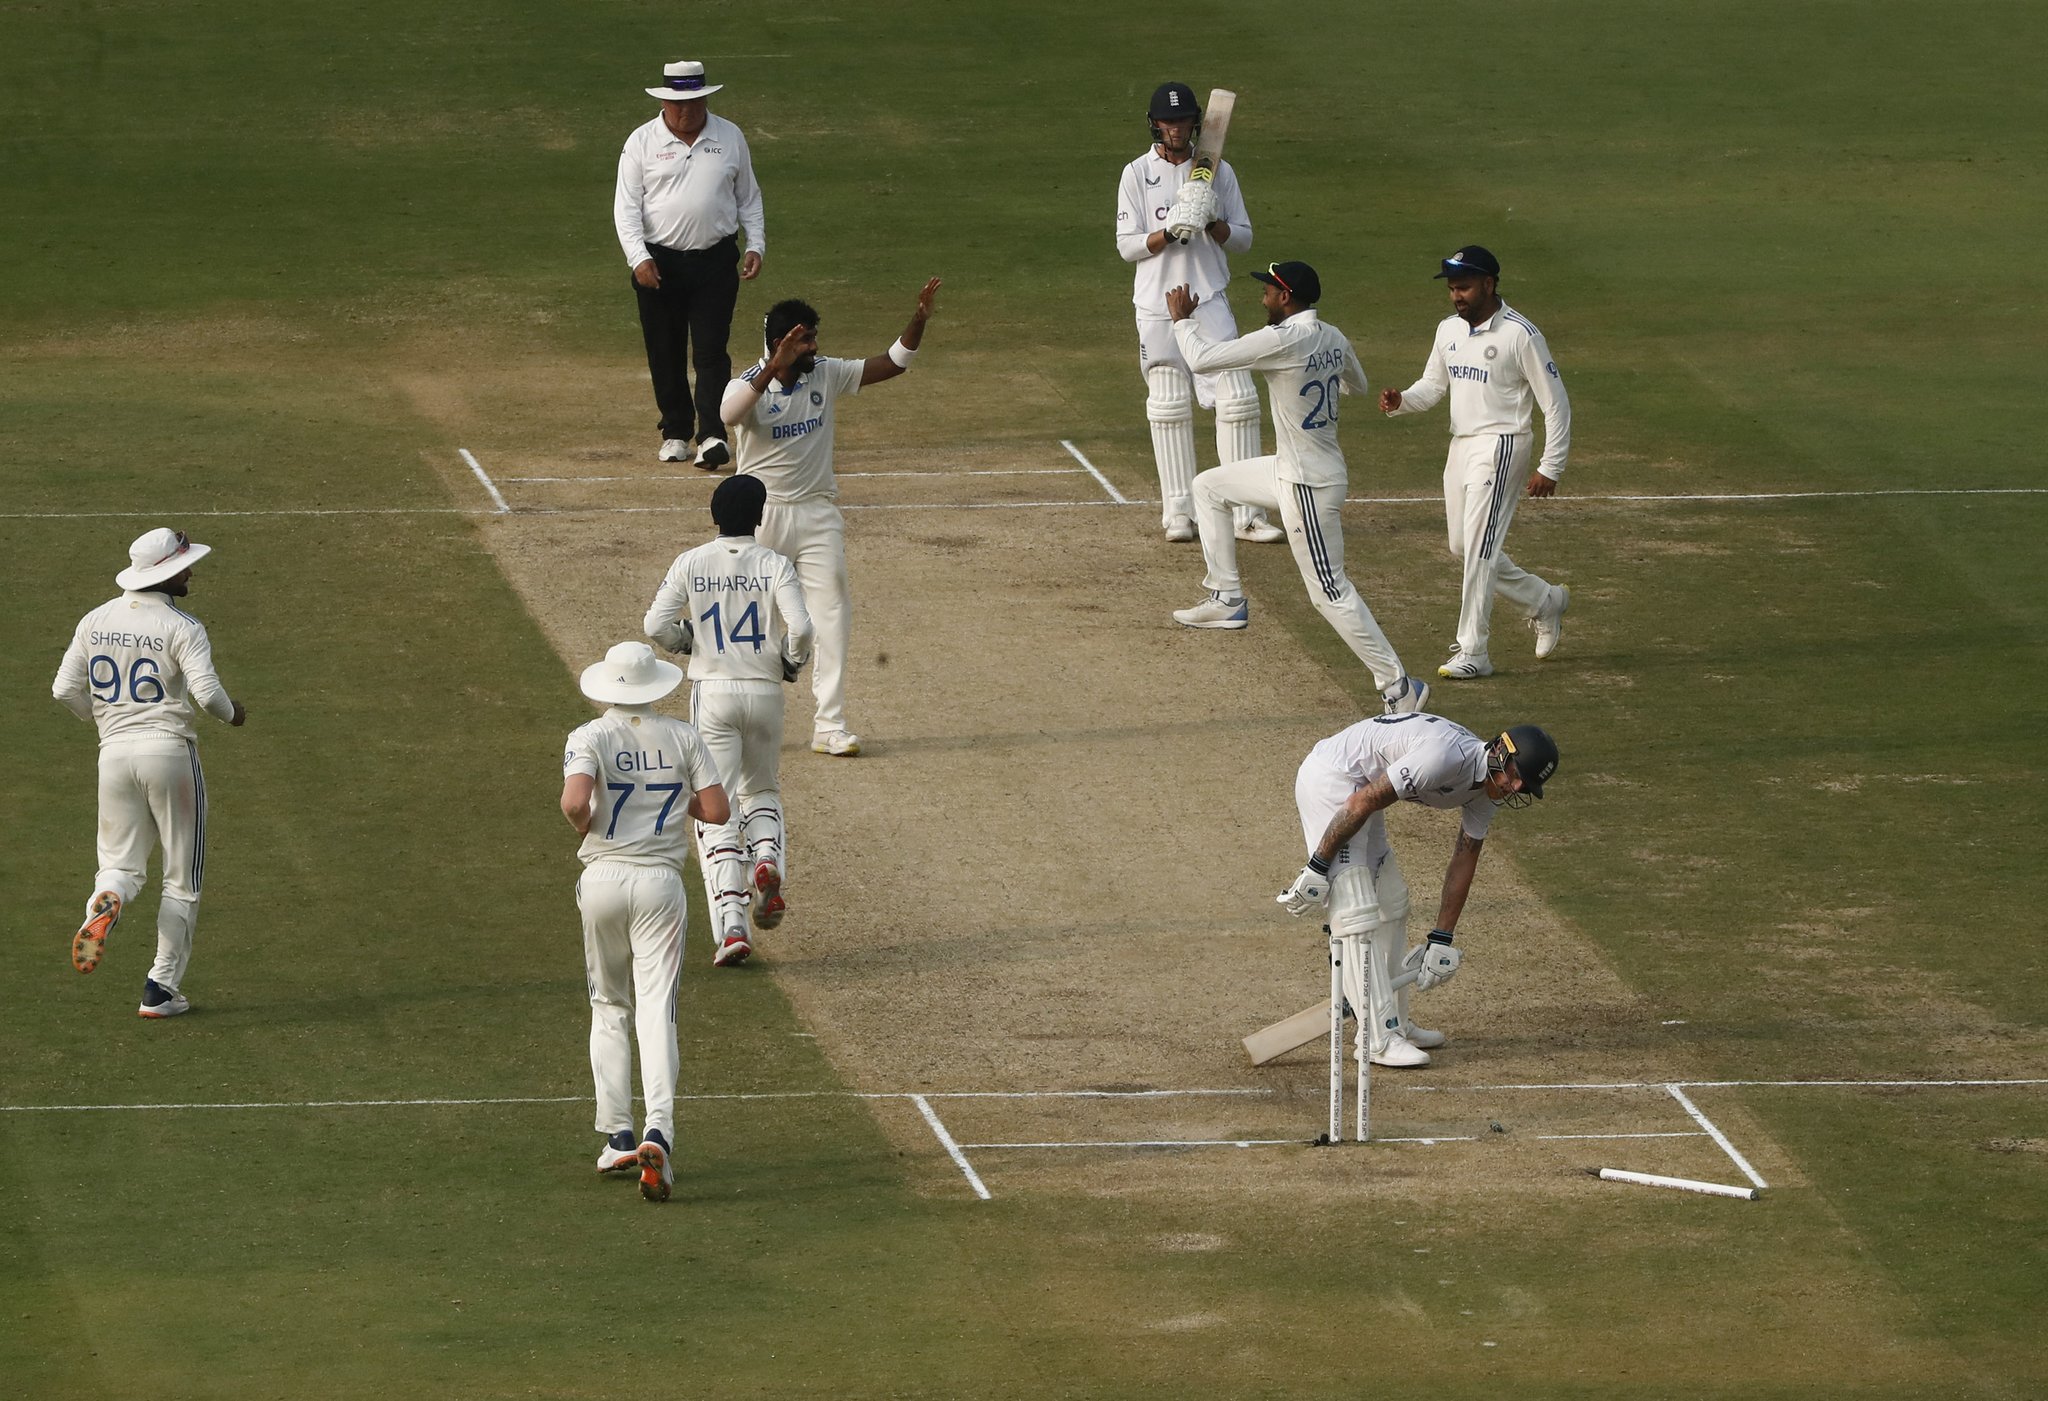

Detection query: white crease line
xmin=1060 ymin=439 xmax=1131 ymax=504
xmin=1666 ymin=1084 xmax=1768 ymax=1189
xmin=963 ymin=1138 xmax=1298 ymax=1149
xmin=1598 ymin=1168 xmax=1758 ymax=1201
xmin=911 ymin=1094 xmax=991 ymax=1200
xmin=1403 ymin=1077 xmax=2048 ymax=1092
xmin=0 ymin=1086 xmax=1271 ymax=1114
xmin=457 ymin=449 xmax=511 ymax=514
xmin=1535 ymin=1131 xmax=1708 ymax=1142
xmin=505 ymin=469 xmax=1085 ymax=483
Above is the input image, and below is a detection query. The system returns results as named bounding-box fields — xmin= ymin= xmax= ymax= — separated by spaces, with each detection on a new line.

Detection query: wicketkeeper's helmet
xmin=1148 ymin=81 xmax=1201 ymax=142
xmin=1489 ymin=725 xmax=1560 ymax=807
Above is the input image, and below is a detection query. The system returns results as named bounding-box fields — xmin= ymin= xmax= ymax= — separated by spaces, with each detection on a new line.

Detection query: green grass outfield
xmin=4 ymin=2 xmax=2045 ymax=1396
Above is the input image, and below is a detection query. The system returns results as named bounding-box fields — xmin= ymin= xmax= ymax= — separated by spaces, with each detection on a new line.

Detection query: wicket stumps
xmin=1322 ymin=931 xmax=1369 ymax=1143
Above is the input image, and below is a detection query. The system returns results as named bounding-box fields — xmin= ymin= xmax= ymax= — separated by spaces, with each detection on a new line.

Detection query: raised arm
xmin=860 ymin=278 xmax=942 ymax=387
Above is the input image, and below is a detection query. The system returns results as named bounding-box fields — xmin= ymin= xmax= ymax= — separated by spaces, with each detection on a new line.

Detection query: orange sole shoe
xmin=72 ymin=891 xmax=122 ymax=974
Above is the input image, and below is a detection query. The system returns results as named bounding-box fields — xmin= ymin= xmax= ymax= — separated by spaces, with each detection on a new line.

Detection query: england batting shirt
xmin=1389 ymin=301 xmax=1572 ymax=480
xmin=1114 ymin=149 xmax=1252 ymax=313
xmin=1309 ymin=713 xmax=1496 ymax=840
xmin=1173 ymin=310 xmax=1369 ymax=488
xmin=52 ymin=592 xmax=237 ymax=750
xmin=613 ymin=112 xmax=766 ymax=267
xmin=723 ymin=356 xmax=864 ymax=503
xmin=563 ymin=708 xmax=721 ymax=869
xmin=643 ymin=535 xmax=813 ymax=683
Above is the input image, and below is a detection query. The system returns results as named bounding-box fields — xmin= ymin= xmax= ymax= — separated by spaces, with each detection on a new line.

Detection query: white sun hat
xmin=645 ymin=59 xmax=723 ymax=101
xmin=115 ymin=528 xmax=211 ymax=590
xmin=580 ymin=641 xmax=684 ymax=706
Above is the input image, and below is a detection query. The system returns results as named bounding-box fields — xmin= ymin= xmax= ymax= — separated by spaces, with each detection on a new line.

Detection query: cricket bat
xmin=1190 ymin=88 xmax=1235 ymax=184
xmin=1243 ymin=969 xmax=1421 ymax=1066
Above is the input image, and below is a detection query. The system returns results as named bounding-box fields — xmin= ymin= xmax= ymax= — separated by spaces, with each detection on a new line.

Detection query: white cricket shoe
xmin=137 ymin=979 xmax=190 ymax=1019
xmin=1164 ymin=515 xmax=1197 ymax=543
xmin=1382 ymin=675 xmax=1431 ymax=715
xmin=637 ymin=1130 xmax=674 ymax=1202
xmin=72 ymin=890 xmax=122 ymax=974
xmin=751 ymin=859 xmax=785 ymax=931
xmin=694 ymin=437 xmax=731 ymax=471
xmin=1531 ymin=584 xmax=1569 ymax=659
xmin=596 ymin=1130 xmax=640 ymax=1174
xmin=812 ymin=730 xmax=861 ymax=757
xmin=1236 ymin=518 xmax=1285 ymax=544
xmin=657 ymin=438 xmax=689 ymax=462
xmin=1438 ymin=652 xmax=1493 ymax=680
xmin=1402 ymin=1024 xmax=1447 ymax=1050
xmin=1369 ymin=1034 xmax=1432 ymax=1068
xmin=1172 ymin=593 xmax=1249 ymax=630
xmin=712 ymin=928 xmax=753 ymax=967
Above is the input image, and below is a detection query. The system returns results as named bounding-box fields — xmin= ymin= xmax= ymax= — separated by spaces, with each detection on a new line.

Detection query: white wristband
xmin=887 ymin=339 xmax=917 ymax=369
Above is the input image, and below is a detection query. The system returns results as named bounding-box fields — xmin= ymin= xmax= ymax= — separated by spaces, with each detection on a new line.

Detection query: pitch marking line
xmin=503 ymin=469 xmax=1086 ymax=484
xmin=911 ymin=1094 xmax=991 ymax=1201
xmin=457 ymin=448 xmax=510 ymax=514
xmin=1401 ymin=1077 xmax=2048 ymax=1092
xmin=1666 ymin=1084 xmax=1769 ymax=1189
xmin=0 ymin=1086 xmax=1271 ymax=1114
xmin=1060 ymin=439 xmax=1132 ymax=504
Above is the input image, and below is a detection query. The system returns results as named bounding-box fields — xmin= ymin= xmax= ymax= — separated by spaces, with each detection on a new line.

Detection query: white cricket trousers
xmin=1444 ymin=433 xmax=1551 ymax=661
xmin=1295 ymin=756 xmax=1415 ymax=1058
xmin=690 ymin=678 xmax=788 ymax=930
xmin=759 ymin=495 xmax=851 ymax=736
xmin=1193 ymin=458 xmax=1406 ymax=690
xmin=93 ymin=739 xmax=206 ymax=993
xmin=578 ymin=860 xmax=686 ymax=1143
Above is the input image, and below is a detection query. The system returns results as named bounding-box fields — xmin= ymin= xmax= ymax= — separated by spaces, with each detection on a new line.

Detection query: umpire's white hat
xmin=581 ymin=641 xmax=684 ymax=706
xmin=646 ymin=60 xmax=723 ymax=101
xmin=116 ymin=528 xmax=211 ymax=590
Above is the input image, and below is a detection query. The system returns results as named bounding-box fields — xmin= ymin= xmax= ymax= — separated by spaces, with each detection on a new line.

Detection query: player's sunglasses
xmin=1264 ymin=264 xmax=1294 ymax=296
xmin=148 ymin=531 xmax=192 ymax=568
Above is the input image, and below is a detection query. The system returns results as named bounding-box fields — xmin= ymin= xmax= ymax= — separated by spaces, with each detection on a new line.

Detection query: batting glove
xmin=780 ymin=650 xmax=806 ymax=683
xmin=1164 ymin=184 xmax=1217 ymax=244
xmin=1276 ymin=857 xmax=1332 ymax=917
xmin=1414 ymin=930 xmax=1462 ymax=990
xmin=649 ymin=618 xmax=694 ymax=656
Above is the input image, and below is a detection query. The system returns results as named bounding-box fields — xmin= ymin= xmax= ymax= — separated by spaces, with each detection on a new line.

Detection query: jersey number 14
xmin=698 ymin=600 xmax=765 ymax=653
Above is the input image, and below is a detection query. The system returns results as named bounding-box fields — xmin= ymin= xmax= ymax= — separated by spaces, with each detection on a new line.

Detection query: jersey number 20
xmin=1298 ymin=374 xmax=1342 ymax=430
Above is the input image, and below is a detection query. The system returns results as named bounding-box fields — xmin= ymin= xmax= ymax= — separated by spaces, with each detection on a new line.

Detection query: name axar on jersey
xmin=645 ymin=515 xmax=811 ymax=961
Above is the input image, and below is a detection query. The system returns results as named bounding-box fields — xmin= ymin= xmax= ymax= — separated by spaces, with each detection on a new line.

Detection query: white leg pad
xmin=1146 ymin=366 xmax=1196 ymax=525
xmin=1214 ymin=373 xmax=1268 ymax=533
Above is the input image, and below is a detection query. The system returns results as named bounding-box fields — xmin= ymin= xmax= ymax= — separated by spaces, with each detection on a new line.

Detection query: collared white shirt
xmin=1308 ymin=713 xmax=1497 ymax=840
xmin=722 ymin=356 xmax=865 ymax=503
xmin=1171 ymin=309 xmax=1369 ymax=488
xmin=1114 ymin=148 xmax=1252 ymax=313
xmin=52 ymin=591 xmax=236 ymax=748
xmin=1391 ymin=300 xmax=1572 ymax=479
xmin=614 ymin=112 xmax=765 ymax=267
xmin=644 ymin=534 xmax=813 ymax=683
xmin=563 ymin=707 xmax=721 ymax=869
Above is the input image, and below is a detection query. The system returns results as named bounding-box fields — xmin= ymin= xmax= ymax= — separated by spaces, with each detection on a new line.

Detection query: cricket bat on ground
xmin=1243 ymin=969 xmax=1422 ymax=1066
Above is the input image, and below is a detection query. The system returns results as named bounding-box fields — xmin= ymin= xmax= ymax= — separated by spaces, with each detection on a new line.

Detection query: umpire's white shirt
xmin=1389 ymin=301 xmax=1572 ymax=479
xmin=723 ymin=355 xmax=864 ymax=503
xmin=1308 ymin=713 xmax=1497 ymax=840
xmin=644 ymin=535 xmax=813 ymax=683
xmin=1115 ymin=149 xmax=1252 ymax=312
xmin=53 ymin=591 xmax=236 ymax=749
xmin=1173 ymin=310 xmax=1368 ymax=488
xmin=614 ymin=112 xmax=766 ymax=267
xmin=564 ymin=708 xmax=720 ymax=869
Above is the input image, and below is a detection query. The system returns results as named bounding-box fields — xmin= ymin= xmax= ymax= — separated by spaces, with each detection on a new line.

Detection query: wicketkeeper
xmin=1277 ymin=714 xmax=1559 ymax=1067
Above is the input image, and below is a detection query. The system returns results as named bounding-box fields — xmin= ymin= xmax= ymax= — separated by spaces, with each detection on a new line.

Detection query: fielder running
xmin=53 ymin=529 xmax=247 ymax=1018
xmin=1379 ymin=245 xmax=1572 ymax=679
xmin=1114 ymin=81 xmax=1280 ymax=545
xmin=561 ymin=641 xmax=729 ymax=1203
xmin=1277 ymin=713 xmax=1559 ymax=1068
xmin=644 ymin=474 xmax=813 ymax=968
xmin=722 ymin=278 xmax=940 ymax=758
xmin=1166 ymin=261 xmax=1432 ymax=716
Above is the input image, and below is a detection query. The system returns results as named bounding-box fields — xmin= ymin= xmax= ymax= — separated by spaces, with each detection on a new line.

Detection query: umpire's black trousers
xmin=632 ymin=233 xmax=741 ymax=446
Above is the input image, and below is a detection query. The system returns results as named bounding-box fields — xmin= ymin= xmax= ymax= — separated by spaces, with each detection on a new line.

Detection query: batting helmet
xmin=1148 ymin=82 xmax=1201 ymax=142
xmin=1491 ymin=725 xmax=1560 ymax=804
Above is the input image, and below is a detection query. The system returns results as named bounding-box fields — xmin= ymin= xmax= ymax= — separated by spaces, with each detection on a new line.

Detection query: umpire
xmin=613 ymin=59 xmax=766 ymax=470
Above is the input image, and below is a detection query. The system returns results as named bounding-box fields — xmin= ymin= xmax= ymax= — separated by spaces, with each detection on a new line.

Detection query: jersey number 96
xmin=90 ymin=654 xmax=166 ymax=704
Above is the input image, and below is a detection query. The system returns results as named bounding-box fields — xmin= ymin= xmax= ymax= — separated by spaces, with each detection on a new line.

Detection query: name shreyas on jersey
xmin=90 ymin=629 xmax=167 ymax=652
xmin=771 ymin=415 xmax=824 ymax=441
xmin=693 ymin=573 xmax=771 ymax=593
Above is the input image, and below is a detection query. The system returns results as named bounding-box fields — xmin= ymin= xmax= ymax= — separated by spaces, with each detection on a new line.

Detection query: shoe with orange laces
xmin=72 ymin=891 xmax=122 ymax=974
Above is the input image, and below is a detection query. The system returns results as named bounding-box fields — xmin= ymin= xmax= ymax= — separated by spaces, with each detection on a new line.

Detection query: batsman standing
xmin=722 ymin=278 xmax=941 ymax=758
xmin=1166 ymin=261 xmax=1432 ymax=716
xmin=1277 ymin=713 xmax=1559 ymax=1068
xmin=1380 ymin=246 xmax=1573 ymax=678
xmin=644 ymin=474 xmax=813 ymax=968
xmin=1114 ymin=81 xmax=1280 ymax=545
xmin=53 ymin=529 xmax=247 ymax=1018
xmin=561 ymin=641 xmax=729 ymax=1202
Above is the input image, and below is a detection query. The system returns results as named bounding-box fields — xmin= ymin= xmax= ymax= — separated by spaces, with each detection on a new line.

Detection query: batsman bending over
xmin=1276 ymin=713 xmax=1559 ymax=1067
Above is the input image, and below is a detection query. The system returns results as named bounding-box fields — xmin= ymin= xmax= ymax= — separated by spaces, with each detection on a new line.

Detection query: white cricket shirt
xmin=1390 ymin=301 xmax=1572 ymax=479
xmin=1114 ymin=148 xmax=1252 ymax=313
xmin=1307 ymin=713 xmax=1496 ymax=840
xmin=723 ymin=355 xmax=864 ymax=503
xmin=644 ymin=535 xmax=813 ymax=683
xmin=613 ymin=112 xmax=766 ymax=267
xmin=563 ymin=707 xmax=721 ymax=869
xmin=1173 ymin=309 xmax=1368 ymax=488
xmin=52 ymin=591 xmax=237 ymax=749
